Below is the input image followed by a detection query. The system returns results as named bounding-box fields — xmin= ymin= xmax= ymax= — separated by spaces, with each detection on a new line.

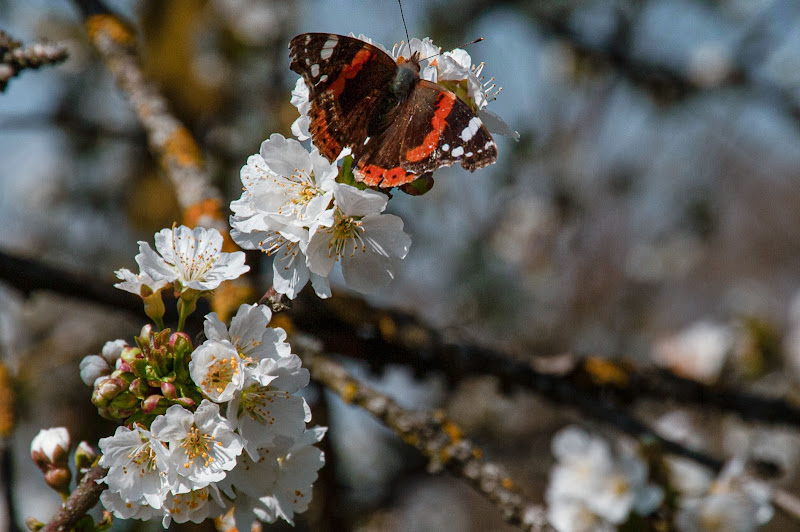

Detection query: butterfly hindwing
xmin=289 ymin=34 xmax=398 ymax=161
xmin=400 ymin=80 xmax=497 ymax=175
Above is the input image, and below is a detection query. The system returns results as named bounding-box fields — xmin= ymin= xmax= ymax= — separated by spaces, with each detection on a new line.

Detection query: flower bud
xmin=30 ymin=427 xmax=72 ymax=496
xmin=128 ymin=377 xmax=149 ymax=398
xmin=74 ymin=441 xmax=97 ymax=474
xmin=109 ymin=391 xmax=138 ymax=411
xmin=79 ymin=355 xmax=110 ymax=387
xmin=26 ymin=516 xmax=45 ymax=531
xmin=31 ymin=427 xmax=70 ymax=468
xmin=172 ymin=396 xmax=197 ymax=409
xmin=100 ymin=339 xmax=128 ymax=365
xmin=170 ymin=331 xmax=193 ymax=352
xmin=91 ymin=376 xmax=126 ymax=408
xmin=142 ymin=394 xmax=166 ymax=414
xmin=161 ymin=381 xmax=178 ymax=399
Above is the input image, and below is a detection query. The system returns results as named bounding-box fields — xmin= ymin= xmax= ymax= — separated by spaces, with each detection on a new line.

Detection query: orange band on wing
xmin=309 ymin=104 xmax=341 ymax=160
xmin=357 ymin=164 xmax=417 ymax=188
xmin=328 ymin=48 xmax=373 ymax=97
xmin=405 ymin=92 xmax=456 ymax=162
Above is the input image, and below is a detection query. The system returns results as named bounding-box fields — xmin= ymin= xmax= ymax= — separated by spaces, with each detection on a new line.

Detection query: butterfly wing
xmin=399 ymin=80 xmax=497 ymax=175
xmin=289 ymin=33 xmax=399 ymax=161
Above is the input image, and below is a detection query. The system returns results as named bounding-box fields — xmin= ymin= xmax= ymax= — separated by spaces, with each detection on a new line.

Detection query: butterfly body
xmin=289 ymin=33 xmax=497 ymax=188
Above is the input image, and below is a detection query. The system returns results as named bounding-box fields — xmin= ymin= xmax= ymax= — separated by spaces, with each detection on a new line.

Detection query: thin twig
xmin=42 ymin=465 xmax=107 ymax=532
xmin=0 ymin=30 xmax=68 ymax=91
xmin=293 ymin=336 xmax=553 ymax=531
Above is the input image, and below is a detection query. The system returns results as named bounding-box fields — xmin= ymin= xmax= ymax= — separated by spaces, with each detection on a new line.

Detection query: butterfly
xmin=289 ymin=33 xmax=498 ymax=189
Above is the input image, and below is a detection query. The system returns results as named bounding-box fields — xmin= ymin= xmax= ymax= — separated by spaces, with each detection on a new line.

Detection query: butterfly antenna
xmin=421 ymin=37 xmax=484 ymax=62
xmin=397 ymin=0 xmax=410 ymax=44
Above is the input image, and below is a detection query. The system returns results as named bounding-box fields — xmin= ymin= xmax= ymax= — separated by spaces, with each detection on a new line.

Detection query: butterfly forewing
xmin=289 ymin=34 xmax=398 ymax=161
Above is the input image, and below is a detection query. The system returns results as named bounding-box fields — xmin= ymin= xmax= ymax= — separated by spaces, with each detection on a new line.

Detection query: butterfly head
xmin=397 ymin=51 xmax=422 ymax=75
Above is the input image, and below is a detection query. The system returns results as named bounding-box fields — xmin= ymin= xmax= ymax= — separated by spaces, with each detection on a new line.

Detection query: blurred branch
xmin=42 ymin=465 xmax=107 ymax=532
xmin=2 ymin=246 xmax=799 ymax=430
xmin=429 ymin=0 xmax=800 ymax=123
xmin=294 ymin=337 xmax=553 ymax=532
xmin=70 ymin=0 xmax=227 ymax=233
xmin=288 ymin=293 xmax=800 ymax=431
xmin=0 ymin=30 xmax=68 ymax=92
xmin=71 ymin=0 xmax=252 ymax=319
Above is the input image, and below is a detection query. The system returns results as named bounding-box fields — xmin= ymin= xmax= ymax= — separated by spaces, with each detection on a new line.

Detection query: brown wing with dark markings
xmin=399 ymin=80 xmax=497 ymax=175
xmin=289 ymin=33 xmax=398 ymax=161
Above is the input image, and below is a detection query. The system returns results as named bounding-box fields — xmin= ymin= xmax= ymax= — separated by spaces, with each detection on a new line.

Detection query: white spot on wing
xmin=442 ymin=144 xmax=449 ymax=152
xmin=484 ymin=140 xmax=494 ymax=149
xmin=319 ymin=74 xmax=328 ymax=83
xmin=460 ymin=116 xmax=482 ymax=142
xmin=311 ymin=64 xmax=320 ymax=77
xmin=466 ymin=152 xmax=473 ymax=157
xmin=304 ymin=35 xmax=312 ymax=45
xmin=451 ymin=146 xmax=464 ymax=157
xmin=320 ymin=37 xmax=338 ymax=60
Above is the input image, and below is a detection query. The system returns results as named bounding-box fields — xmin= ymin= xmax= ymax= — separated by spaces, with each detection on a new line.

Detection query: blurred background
xmin=2 ymin=0 xmax=800 ymax=530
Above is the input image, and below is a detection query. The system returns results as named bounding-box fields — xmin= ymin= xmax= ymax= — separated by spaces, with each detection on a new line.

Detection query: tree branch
xmin=0 ymin=30 xmax=68 ymax=92
xmin=42 ymin=465 xmax=107 ymax=532
xmin=293 ymin=337 xmax=553 ymax=531
xmin=70 ymin=0 xmax=228 ymax=233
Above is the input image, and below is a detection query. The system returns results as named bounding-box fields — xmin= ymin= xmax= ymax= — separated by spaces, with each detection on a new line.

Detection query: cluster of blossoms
xmin=232 ymin=35 xmax=515 ymax=299
xmin=230 ymin=133 xmax=411 ymax=298
xmin=546 ymin=427 xmax=664 ymax=531
xmin=670 ymin=457 xmax=773 ymax=532
xmin=77 ymin=225 xmax=325 ymax=528
xmin=546 ymin=427 xmax=775 ymax=532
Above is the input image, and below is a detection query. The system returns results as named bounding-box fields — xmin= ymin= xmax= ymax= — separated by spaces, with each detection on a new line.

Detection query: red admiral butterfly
xmin=289 ymin=33 xmax=498 ymax=188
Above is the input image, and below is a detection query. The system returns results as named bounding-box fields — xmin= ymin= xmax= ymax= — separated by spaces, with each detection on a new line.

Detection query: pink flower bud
xmin=160 ymin=382 xmax=177 ymax=399
xmin=142 ymin=394 xmax=165 ymax=414
xmin=169 ymin=331 xmax=193 ymax=350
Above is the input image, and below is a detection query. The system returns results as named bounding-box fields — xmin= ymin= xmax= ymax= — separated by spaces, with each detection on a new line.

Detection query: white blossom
xmin=227 ymin=354 xmax=311 ymax=459
xmin=652 ymin=320 xmax=734 ymax=383
xmin=306 ymin=184 xmax=411 ymax=294
xmin=546 ymin=427 xmax=663 ymax=529
xmin=150 ymin=401 xmax=243 ymax=492
xmin=98 ymin=424 xmax=174 ymax=509
xmin=80 ymin=339 xmax=128 ymax=386
xmin=136 ymin=225 xmax=249 ymax=292
xmin=547 ymin=498 xmax=616 ymax=532
xmin=203 ymin=303 xmax=291 ymax=363
xmin=290 ymin=78 xmax=311 ymax=141
xmin=189 ymin=339 xmax=245 ymax=403
xmin=230 ymin=135 xmax=337 ymax=299
xmin=161 ymin=485 xmax=226 ymax=528
xmin=221 ymin=427 xmax=326 ymax=528
xmin=114 ymin=268 xmax=171 ymax=296
xmin=100 ymin=490 xmax=161 ymax=522
xmin=675 ymin=459 xmax=773 ymax=532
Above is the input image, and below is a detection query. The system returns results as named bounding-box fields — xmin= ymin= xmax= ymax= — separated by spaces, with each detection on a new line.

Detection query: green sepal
xmin=336 ymin=156 xmax=367 ymax=190
xmin=438 ymin=79 xmax=477 ymax=111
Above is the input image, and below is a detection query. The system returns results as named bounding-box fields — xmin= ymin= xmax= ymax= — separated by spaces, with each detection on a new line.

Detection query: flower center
xmin=201 ymin=356 xmax=240 ymax=395
xmin=327 ymin=210 xmax=364 ymax=258
xmin=240 ymin=384 xmax=291 ymax=426
xmin=128 ymin=441 xmax=158 ymax=475
xmin=180 ymin=426 xmax=217 ymax=468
